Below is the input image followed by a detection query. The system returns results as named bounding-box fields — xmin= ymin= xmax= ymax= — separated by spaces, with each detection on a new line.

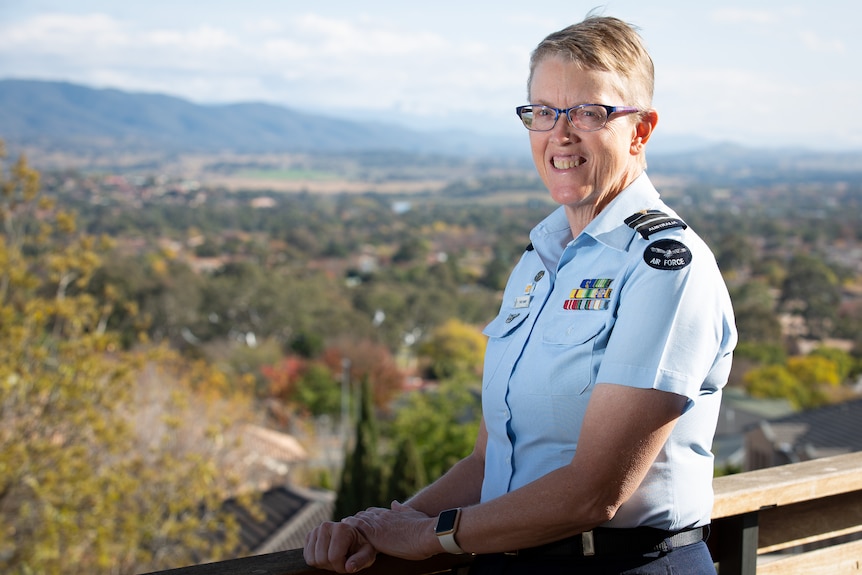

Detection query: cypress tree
xmin=334 ymin=378 xmax=383 ymax=518
xmin=385 ymin=436 xmax=427 ymax=505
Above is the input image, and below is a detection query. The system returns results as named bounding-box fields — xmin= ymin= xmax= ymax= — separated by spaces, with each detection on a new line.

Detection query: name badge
xmin=513 ymin=295 xmax=531 ymax=309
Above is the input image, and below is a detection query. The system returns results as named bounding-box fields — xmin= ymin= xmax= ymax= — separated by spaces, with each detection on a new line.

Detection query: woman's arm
xmin=350 ymin=384 xmax=686 ymax=559
xmin=303 ymin=418 xmax=488 ymax=572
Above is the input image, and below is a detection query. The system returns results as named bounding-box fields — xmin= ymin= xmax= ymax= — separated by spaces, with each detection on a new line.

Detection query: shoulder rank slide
xmin=624 ymin=209 xmax=687 ymax=239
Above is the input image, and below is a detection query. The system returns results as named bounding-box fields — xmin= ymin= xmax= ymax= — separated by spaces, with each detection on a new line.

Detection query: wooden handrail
xmin=708 ymin=451 xmax=862 ymax=575
xmin=140 ymin=451 xmax=862 ymax=575
xmin=138 ymin=549 xmax=471 ymax=575
xmin=711 ymin=451 xmax=862 ymax=519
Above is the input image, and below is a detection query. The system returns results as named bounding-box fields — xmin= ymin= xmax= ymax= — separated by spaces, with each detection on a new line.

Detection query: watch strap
xmin=435 ymin=508 xmax=466 ymax=554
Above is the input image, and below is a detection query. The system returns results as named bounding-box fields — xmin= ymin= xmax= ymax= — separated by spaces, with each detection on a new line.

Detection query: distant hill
xmin=0 ymin=78 xmax=521 ymax=157
xmin=2 ymin=79 xmax=862 ymax=179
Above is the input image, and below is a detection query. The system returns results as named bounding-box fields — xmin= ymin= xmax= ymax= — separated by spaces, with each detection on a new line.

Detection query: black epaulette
xmin=624 ymin=209 xmax=687 ymax=239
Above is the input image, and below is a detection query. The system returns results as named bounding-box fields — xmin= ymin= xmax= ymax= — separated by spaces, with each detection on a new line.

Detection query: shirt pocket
xmin=482 ymin=310 xmax=530 ymax=389
xmin=483 ymin=310 xmax=530 ymax=339
xmin=538 ymin=312 xmax=609 ymax=395
xmin=541 ymin=311 xmax=608 ymax=346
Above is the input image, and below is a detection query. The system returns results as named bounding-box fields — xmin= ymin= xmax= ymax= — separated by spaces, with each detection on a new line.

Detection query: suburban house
xmin=712 ymin=386 xmax=794 ymax=471
xmin=744 ymin=397 xmax=862 ymax=471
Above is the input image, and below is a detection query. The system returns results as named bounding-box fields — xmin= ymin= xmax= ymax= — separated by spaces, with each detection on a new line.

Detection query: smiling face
xmin=528 ymin=56 xmax=656 ymax=226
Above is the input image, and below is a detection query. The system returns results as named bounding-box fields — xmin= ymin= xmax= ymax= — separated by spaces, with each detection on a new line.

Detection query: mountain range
xmin=0 ymin=78 xmax=523 ymax=157
xmin=2 ymin=79 xmax=861 ymax=177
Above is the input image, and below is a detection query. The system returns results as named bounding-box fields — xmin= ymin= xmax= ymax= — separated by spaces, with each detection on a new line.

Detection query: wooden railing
xmin=141 ymin=451 xmax=862 ymax=575
xmin=708 ymin=451 xmax=862 ymax=574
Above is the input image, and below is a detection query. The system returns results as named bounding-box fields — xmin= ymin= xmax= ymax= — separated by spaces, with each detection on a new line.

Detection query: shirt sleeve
xmin=596 ymin=232 xmax=733 ymax=401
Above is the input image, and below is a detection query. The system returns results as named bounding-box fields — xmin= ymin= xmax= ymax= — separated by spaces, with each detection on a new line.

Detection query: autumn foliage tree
xmin=419 ymin=318 xmax=487 ymax=380
xmin=744 ymin=354 xmax=843 ymax=410
xmin=0 ymin=144 xmax=259 ymax=575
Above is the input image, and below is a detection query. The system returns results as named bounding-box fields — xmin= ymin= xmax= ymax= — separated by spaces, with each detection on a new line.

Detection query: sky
xmin=1 ymin=0 xmax=861 ymax=152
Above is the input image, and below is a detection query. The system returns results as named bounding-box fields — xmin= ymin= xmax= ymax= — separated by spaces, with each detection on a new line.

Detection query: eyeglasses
xmin=515 ymin=104 xmax=640 ymax=132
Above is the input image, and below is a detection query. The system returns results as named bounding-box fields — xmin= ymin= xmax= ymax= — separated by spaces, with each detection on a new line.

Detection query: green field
xmin=236 ymin=168 xmax=339 ymax=181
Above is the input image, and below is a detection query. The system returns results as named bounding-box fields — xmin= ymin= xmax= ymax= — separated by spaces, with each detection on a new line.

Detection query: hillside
xmin=0 ymin=78 xmax=520 ymax=157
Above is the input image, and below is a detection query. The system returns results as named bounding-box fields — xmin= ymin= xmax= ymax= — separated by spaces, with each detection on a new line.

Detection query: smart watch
xmin=435 ymin=508 xmax=466 ymax=554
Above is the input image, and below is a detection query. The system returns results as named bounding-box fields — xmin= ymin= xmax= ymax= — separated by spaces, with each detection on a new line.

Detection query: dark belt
xmin=505 ymin=525 xmax=707 ymax=557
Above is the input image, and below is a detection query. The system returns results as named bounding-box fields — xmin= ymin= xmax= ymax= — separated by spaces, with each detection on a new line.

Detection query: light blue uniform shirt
xmin=480 ymin=173 xmax=737 ymax=530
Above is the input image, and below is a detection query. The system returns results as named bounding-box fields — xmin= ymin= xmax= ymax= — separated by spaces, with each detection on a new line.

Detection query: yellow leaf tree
xmin=418 ymin=318 xmax=487 ymax=381
xmin=0 ymin=144 xmax=260 ymax=575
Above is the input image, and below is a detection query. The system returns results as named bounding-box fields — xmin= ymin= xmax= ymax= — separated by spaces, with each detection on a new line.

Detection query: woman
xmin=304 ymin=15 xmax=736 ymax=575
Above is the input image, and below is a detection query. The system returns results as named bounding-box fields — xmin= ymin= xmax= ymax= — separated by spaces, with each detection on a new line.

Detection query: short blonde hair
xmin=528 ymin=15 xmax=654 ymax=112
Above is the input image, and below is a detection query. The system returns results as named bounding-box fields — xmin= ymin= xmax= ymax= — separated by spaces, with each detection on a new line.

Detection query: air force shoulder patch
xmin=644 ymin=239 xmax=692 ymax=270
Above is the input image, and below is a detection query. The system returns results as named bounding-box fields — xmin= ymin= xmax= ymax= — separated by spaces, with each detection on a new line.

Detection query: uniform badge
xmin=562 ymin=279 xmax=614 ymax=310
xmin=513 ymin=296 xmax=531 ymax=309
xmin=644 ymin=239 xmax=692 ymax=270
xmin=625 ymin=209 xmax=687 ymax=239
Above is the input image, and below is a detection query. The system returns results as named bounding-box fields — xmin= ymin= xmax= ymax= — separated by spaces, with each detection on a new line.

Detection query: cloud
xmin=242 ymin=19 xmax=284 ymax=35
xmin=0 ymin=9 xmax=527 ymax=121
xmin=800 ymin=31 xmax=845 ymax=54
xmin=0 ymin=12 xmax=128 ymax=52
xmin=144 ymin=25 xmax=240 ymax=51
xmin=241 ymin=13 xmax=525 ymax=116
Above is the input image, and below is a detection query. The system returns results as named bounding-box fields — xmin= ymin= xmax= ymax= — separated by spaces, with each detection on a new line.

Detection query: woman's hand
xmin=344 ymin=501 xmax=440 ymax=560
xmin=303 ymin=520 xmax=377 ymax=573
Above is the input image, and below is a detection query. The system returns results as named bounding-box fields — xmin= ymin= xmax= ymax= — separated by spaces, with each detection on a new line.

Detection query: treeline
xmin=38 ymin=156 xmax=862 ymax=408
xmin=44 ymin=168 xmax=554 ymax=355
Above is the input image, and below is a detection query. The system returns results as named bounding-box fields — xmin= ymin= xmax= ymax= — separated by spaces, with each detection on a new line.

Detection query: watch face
xmin=436 ymin=509 xmax=459 ymax=534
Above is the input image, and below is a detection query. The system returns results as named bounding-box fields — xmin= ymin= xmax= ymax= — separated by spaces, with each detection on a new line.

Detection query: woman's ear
xmin=631 ymin=109 xmax=659 ymax=154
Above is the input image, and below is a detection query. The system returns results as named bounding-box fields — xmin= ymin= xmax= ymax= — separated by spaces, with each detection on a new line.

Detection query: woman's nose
xmin=550 ymin=113 xmax=578 ymax=142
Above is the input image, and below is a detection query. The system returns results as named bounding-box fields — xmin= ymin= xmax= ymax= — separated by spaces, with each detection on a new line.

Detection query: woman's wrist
xmin=425 ymin=515 xmax=450 ymax=556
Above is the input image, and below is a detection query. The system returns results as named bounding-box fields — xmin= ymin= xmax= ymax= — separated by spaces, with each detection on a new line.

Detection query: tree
xmin=391 ymin=378 xmax=481 ymax=482
xmin=744 ymin=355 xmax=841 ymax=410
xmin=334 ymin=378 xmax=385 ymax=519
xmin=384 ymin=437 xmax=427 ymax=505
xmin=715 ymin=232 xmax=756 ymax=272
xmin=294 ymin=362 xmax=342 ymax=417
xmin=0 ymin=145 xmax=258 ymax=575
xmin=391 ymin=235 xmax=429 ymax=264
xmin=730 ymin=280 xmax=782 ymax=345
xmin=0 ymin=145 xmax=142 ymax=574
xmin=743 ymin=364 xmax=802 ymax=408
xmin=734 ymin=342 xmax=787 ymax=366
xmin=322 ymin=340 xmax=404 ymax=409
xmin=809 ymin=346 xmax=857 ymax=383
xmin=786 ymin=355 xmax=840 ymax=395
xmin=780 ymin=254 xmax=842 ymax=339
xmin=418 ymin=319 xmax=487 ymax=380
xmin=480 ymin=247 xmax=515 ymax=291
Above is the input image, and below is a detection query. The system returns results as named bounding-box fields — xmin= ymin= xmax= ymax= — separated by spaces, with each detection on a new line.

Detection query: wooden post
xmin=713 ymin=512 xmax=759 ymax=575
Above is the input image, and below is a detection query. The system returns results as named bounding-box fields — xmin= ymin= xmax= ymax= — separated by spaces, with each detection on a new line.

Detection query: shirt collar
xmin=529 ymin=172 xmax=661 ymax=265
xmin=584 ymin=171 xmax=660 ymax=251
xmin=529 ymin=205 xmax=572 ymax=273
